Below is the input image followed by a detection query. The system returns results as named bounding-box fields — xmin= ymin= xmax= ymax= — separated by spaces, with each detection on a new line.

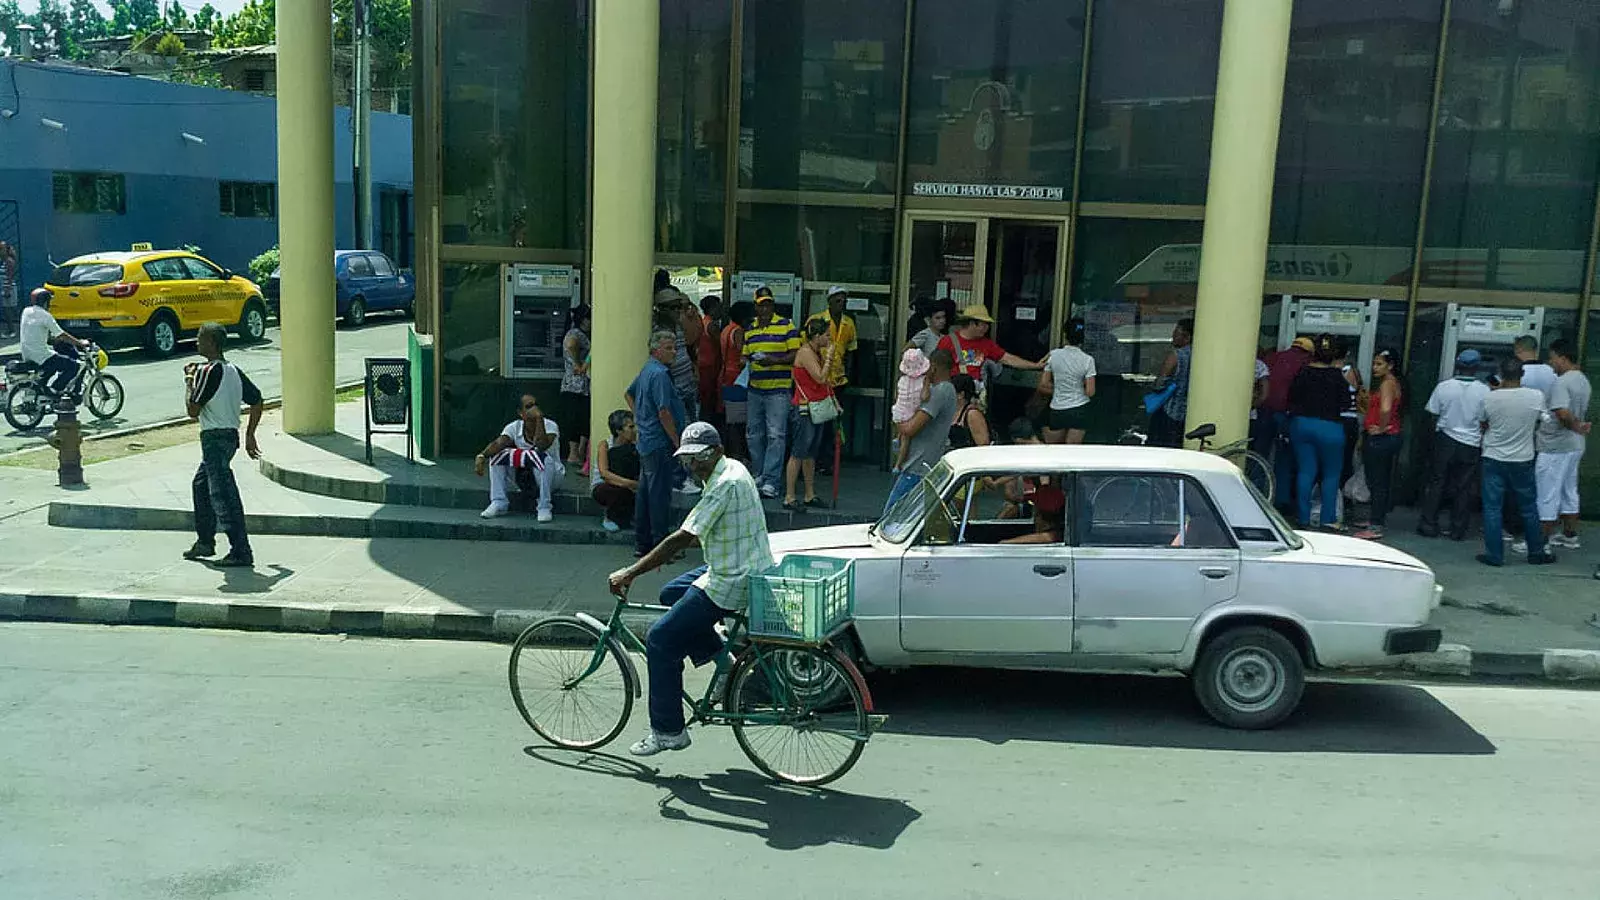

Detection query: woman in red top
xmin=935 ymin=305 xmax=1043 ymax=386
xmin=718 ymin=301 xmax=754 ymax=462
xmin=784 ymin=318 xmax=834 ymax=511
xmin=1354 ymin=348 xmax=1404 ymax=541
xmin=696 ymin=295 xmax=724 ymax=422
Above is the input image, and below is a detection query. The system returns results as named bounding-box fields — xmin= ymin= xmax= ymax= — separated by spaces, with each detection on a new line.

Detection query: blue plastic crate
xmin=748 ymin=554 xmax=854 ymax=643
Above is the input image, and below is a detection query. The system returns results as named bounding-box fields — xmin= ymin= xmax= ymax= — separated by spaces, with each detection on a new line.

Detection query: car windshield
xmin=48 ymin=263 xmax=123 ymax=286
xmin=1245 ymin=477 xmax=1303 ymax=549
xmin=873 ymin=460 xmax=955 ymax=544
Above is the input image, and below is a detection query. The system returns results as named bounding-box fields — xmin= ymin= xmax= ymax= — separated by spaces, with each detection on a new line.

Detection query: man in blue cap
xmin=1418 ymin=348 xmax=1491 ymax=539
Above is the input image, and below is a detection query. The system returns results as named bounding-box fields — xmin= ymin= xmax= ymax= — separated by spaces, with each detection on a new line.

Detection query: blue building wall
xmin=0 ymin=60 xmax=413 ymax=294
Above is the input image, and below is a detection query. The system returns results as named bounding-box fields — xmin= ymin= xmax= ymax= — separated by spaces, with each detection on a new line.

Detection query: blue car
xmin=264 ymin=250 xmax=415 ymax=327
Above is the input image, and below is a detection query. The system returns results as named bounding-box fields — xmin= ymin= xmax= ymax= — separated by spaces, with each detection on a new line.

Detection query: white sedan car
xmin=770 ymin=444 xmax=1443 ymax=729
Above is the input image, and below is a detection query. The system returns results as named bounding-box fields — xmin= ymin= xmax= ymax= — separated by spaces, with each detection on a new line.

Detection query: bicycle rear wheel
xmin=508 ymin=616 xmax=633 ymax=750
xmin=1222 ymin=446 xmax=1275 ymax=505
xmin=729 ymin=646 xmax=867 ymax=787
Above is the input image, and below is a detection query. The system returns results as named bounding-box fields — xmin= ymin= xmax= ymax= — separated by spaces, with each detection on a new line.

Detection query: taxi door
xmin=140 ymin=257 xmax=194 ymax=327
xmin=183 ymin=257 xmax=243 ymax=324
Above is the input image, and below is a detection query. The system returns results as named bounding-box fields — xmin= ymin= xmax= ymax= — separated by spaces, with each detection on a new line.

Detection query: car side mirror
xmin=220 ymin=269 xmax=235 ymax=280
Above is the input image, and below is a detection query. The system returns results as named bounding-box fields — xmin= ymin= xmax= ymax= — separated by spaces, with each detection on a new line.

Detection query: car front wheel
xmin=1192 ymin=625 xmax=1305 ymax=730
xmin=237 ymin=300 xmax=268 ymax=343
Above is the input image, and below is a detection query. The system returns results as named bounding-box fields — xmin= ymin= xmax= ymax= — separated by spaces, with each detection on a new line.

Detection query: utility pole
xmin=352 ymin=0 xmax=373 ymax=251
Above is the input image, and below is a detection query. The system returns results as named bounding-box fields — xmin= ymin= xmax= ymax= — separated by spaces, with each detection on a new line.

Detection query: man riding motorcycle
xmin=19 ymin=287 xmax=89 ymax=400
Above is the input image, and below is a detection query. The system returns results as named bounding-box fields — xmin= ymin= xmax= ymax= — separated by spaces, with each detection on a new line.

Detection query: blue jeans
xmin=883 ymin=471 xmax=923 ymax=514
xmin=646 ymin=566 xmax=727 ymax=734
xmin=1290 ymin=416 xmax=1344 ymax=527
xmin=1481 ymin=457 xmax=1544 ymax=564
xmin=193 ymin=429 xmax=251 ymax=558
xmin=634 ymin=447 xmax=675 ymax=556
xmin=746 ymin=390 xmax=790 ymax=489
xmin=41 ymin=346 xmax=79 ymax=397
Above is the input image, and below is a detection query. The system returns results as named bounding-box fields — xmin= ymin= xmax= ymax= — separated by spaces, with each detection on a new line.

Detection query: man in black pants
xmin=182 ymin=323 xmax=264 ymax=568
xmin=1418 ymin=349 xmax=1490 ymax=539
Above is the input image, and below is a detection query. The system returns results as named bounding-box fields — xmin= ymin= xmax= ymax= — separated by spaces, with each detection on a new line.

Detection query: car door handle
xmin=1199 ymin=566 xmax=1233 ymax=579
xmin=1033 ymin=565 xmax=1067 ymax=578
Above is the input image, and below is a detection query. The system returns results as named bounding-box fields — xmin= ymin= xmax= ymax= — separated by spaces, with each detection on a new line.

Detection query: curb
xmin=5 ymin=593 xmax=1600 ymax=685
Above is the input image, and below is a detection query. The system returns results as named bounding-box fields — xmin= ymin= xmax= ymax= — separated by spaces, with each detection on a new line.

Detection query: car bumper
xmin=55 ymin=319 xmax=141 ymax=346
xmin=1383 ymin=626 xmax=1443 ymax=656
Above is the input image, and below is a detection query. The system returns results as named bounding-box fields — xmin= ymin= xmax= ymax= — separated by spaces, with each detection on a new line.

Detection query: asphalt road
xmin=2 ymin=624 xmax=1597 ymax=900
xmin=0 ymin=318 xmax=411 ymax=454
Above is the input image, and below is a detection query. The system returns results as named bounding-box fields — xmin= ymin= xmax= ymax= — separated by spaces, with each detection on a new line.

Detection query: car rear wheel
xmin=343 ymin=297 xmax=367 ymax=328
xmin=1192 ymin=625 xmax=1305 ymax=730
xmin=236 ymin=300 xmax=268 ymax=343
xmin=143 ymin=311 xmax=179 ymax=358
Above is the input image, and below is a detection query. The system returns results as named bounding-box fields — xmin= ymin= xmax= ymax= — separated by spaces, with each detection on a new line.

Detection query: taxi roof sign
xmin=130 ymin=242 xmax=153 ymax=251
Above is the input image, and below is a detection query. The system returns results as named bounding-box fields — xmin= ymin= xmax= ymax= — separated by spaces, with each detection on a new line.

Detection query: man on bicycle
xmin=608 ymin=422 xmax=774 ymax=757
xmin=19 ymin=288 xmax=89 ymax=400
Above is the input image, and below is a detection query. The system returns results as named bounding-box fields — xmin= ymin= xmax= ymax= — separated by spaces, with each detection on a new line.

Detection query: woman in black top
xmin=1287 ymin=334 xmax=1348 ymax=530
xmin=947 ymin=374 xmax=991 ymax=450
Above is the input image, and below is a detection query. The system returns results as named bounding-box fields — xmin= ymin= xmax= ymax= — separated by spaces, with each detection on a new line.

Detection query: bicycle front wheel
xmin=729 ymin=646 xmax=868 ymax=787
xmin=1222 ymin=446 xmax=1276 ymax=505
xmin=87 ymin=373 xmax=125 ymax=420
xmin=508 ymin=616 xmax=633 ymax=750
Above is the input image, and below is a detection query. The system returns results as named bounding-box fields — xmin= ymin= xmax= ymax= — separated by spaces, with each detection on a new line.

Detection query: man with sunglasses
xmin=475 ymin=393 xmax=564 ymax=522
xmin=608 ymin=422 xmax=774 ymax=757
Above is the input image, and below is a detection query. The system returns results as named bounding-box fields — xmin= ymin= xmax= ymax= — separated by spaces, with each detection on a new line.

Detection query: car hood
xmin=769 ymin=523 xmax=875 ymax=556
xmin=1297 ymin=531 xmax=1431 ymax=571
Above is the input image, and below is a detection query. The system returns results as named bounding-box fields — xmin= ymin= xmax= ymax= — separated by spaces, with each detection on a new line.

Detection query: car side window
xmin=346 ymin=255 xmax=374 ymax=277
xmin=368 ymin=254 xmax=395 ymax=277
xmin=142 ymin=258 xmax=189 ymax=281
xmin=938 ymin=473 xmax=1068 ymax=547
xmin=181 ymin=258 xmax=222 ymax=280
xmin=1077 ymin=474 xmax=1233 ymax=550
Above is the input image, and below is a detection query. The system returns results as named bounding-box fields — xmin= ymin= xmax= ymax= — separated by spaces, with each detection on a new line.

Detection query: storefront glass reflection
xmin=658 ymin=0 xmax=731 ymax=254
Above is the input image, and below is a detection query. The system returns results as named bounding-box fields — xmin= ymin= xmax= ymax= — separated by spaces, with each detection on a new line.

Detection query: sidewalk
xmin=2 ymin=411 xmax=1597 ymax=679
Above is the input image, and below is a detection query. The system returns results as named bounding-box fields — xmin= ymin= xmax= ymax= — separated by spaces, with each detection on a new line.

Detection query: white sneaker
xmin=628 ymin=729 xmax=691 ymax=757
xmin=480 ymin=503 xmax=509 ymax=519
xmin=536 ymin=508 xmax=554 ymax=524
xmin=759 ymin=484 xmax=779 ymax=500
xmin=1549 ymin=533 xmax=1580 ymax=550
xmin=601 ymin=518 xmax=620 ymax=533
xmin=1510 ymin=539 xmax=1529 ymax=555
xmin=677 ymin=481 xmax=702 ymax=495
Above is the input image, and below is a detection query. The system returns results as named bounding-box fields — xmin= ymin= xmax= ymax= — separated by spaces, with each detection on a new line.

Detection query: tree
xmin=152 ymin=30 xmax=184 ymax=57
xmin=163 ymin=2 xmax=188 ymax=30
xmin=27 ymin=0 xmax=72 ymax=56
xmin=67 ymin=0 xmax=108 ymax=53
xmin=213 ymin=0 xmax=274 ymax=49
xmin=192 ymin=3 xmax=220 ymax=34
xmin=0 ymin=0 xmax=23 ymax=56
xmin=108 ymin=0 xmax=161 ymax=36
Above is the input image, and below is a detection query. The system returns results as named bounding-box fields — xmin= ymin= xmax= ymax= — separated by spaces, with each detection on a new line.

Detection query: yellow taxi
xmin=43 ymin=249 xmax=268 ymax=357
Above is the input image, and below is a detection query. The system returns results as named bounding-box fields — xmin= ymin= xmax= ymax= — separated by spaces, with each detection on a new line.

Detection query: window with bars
xmin=51 ymin=172 xmax=126 ymax=215
xmin=219 ymin=181 xmax=277 ymax=219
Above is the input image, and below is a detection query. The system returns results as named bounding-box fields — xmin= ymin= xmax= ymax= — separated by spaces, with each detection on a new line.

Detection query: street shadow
xmin=654 ymin=769 xmax=921 ymax=850
xmin=520 ymin=749 xmax=921 ymax=850
xmin=872 ymin=668 xmax=1496 ymax=756
xmin=211 ymin=563 xmax=295 ymax=595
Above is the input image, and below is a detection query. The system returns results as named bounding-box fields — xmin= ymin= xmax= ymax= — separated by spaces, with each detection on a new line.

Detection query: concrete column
xmin=276 ymin=0 xmax=337 ymax=434
xmin=1184 ymin=0 xmax=1294 ymax=447
xmin=588 ymin=1 xmax=660 ymax=440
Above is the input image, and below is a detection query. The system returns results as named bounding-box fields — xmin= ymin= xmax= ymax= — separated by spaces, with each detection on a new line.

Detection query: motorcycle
xmin=3 ymin=342 xmax=125 ymax=431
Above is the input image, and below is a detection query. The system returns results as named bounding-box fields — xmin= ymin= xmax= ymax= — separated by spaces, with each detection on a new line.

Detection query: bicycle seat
xmin=1185 ymin=423 xmax=1217 ymax=441
xmin=5 ymin=360 xmax=39 ymax=374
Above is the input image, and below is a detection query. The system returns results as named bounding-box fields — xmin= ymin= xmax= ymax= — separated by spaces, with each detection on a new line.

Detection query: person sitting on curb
xmin=608 ymin=423 xmax=774 ymax=757
xmin=591 ymin=409 xmax=641 ymax=533
xmin=475 ymin=394 xmax=564 ymax=523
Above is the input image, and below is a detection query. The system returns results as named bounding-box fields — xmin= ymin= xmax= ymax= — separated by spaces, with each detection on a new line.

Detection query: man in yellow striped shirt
xmin=741 ymin=287 xmax=800 ymax=498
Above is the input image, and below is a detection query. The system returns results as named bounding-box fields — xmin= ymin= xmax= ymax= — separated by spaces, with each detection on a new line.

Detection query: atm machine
xmin=732 ymin=271 xmax=803 ymax=320
xmin=1438 ymin=304 xmax=1543 ymax=383
xmin=1277 ymin=297 xmax=1381 ymax=377
xmin=501 ymin=263 xmax=583 ymax=377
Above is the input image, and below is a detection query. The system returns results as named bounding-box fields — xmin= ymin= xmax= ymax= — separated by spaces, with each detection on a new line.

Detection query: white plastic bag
xmin=1343 ymin=460 xmax=1370 ymax=504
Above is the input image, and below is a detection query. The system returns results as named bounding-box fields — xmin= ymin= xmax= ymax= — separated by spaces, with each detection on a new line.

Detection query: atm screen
xmin=510 ymin=298 xmax=569 ymax=374
xmin=1457 ymin=345 xmax=1509 ymax=385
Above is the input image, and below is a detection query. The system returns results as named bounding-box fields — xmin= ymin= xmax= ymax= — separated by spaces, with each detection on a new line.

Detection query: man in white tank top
xmin=182 ymin=323 xmax=264 ymax=567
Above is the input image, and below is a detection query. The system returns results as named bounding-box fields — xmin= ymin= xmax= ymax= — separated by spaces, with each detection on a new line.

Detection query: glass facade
xmin=1423 ymin=0 xmax=1600 ymax=293
xmin=658 ymin=0 xmax=732 ymax=254
xmin=439 ymin=0 xmax=588 ymax=250
xmin=1079 ymin=0 xmax=1223 ymax=204
xmin=904 ymin=0 xmax=1086 ymax=193
xmin=416 ymin=0 xmax=1600 ymax=470
xmin=740 ymin=0 xmax=906 ymax=192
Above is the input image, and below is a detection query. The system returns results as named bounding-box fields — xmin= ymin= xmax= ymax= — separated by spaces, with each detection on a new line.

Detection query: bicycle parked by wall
xmin=1119 ymin=421 xmax=1275 ymax=503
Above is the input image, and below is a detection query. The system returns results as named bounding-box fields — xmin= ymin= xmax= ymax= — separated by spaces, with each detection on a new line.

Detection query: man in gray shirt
xmin=1531 ymin=339 xmax=1592 ymax=550
xmin=1477 ymin=357 xmax=1555 ymax=567
xmin=884 ymin=348 xmax=956 ymax=513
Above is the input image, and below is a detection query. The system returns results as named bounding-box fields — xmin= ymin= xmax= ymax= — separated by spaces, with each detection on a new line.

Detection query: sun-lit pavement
xmin=2 ymin=623 xmax=1596 ymax=900
xmin=0 ymin=319 xmax=410 ymax=455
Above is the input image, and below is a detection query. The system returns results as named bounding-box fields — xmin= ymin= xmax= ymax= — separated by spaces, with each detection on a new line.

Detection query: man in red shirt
xmin=1263 ymin=336 xmax=1314 ymax=512
xmin=936 ymin=305 xmax=1043 ymax=388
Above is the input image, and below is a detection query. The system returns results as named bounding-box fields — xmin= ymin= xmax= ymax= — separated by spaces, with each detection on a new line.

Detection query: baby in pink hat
xmin=891 ymin=347 xmax=932 ymax=471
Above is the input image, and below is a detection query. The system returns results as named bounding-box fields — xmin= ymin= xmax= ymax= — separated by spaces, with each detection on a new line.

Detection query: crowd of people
xmin=470 ymin=281 xmax=1590 ymax=566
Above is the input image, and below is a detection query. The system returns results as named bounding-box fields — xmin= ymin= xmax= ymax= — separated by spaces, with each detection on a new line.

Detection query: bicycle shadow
xmin=522 ymin=748 xmax=921 ymax=850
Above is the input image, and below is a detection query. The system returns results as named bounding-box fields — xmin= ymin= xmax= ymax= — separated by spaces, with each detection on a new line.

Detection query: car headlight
xmin=1432 ymin=584 xmax=1443 ymax=609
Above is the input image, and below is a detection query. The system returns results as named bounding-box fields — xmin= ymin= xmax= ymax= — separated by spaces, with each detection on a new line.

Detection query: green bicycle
xmin=508 ymin=559 xmax=876 ymax=786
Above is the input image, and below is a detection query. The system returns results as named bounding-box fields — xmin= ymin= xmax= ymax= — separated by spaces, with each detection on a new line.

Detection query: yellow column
xmin=1184 ymin=0 xmax=1294 ymax=447
xmin=275 ymin=0 xmax=336 ymax=434
xmin=588 ymin=1 xmax=660 ymax=439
